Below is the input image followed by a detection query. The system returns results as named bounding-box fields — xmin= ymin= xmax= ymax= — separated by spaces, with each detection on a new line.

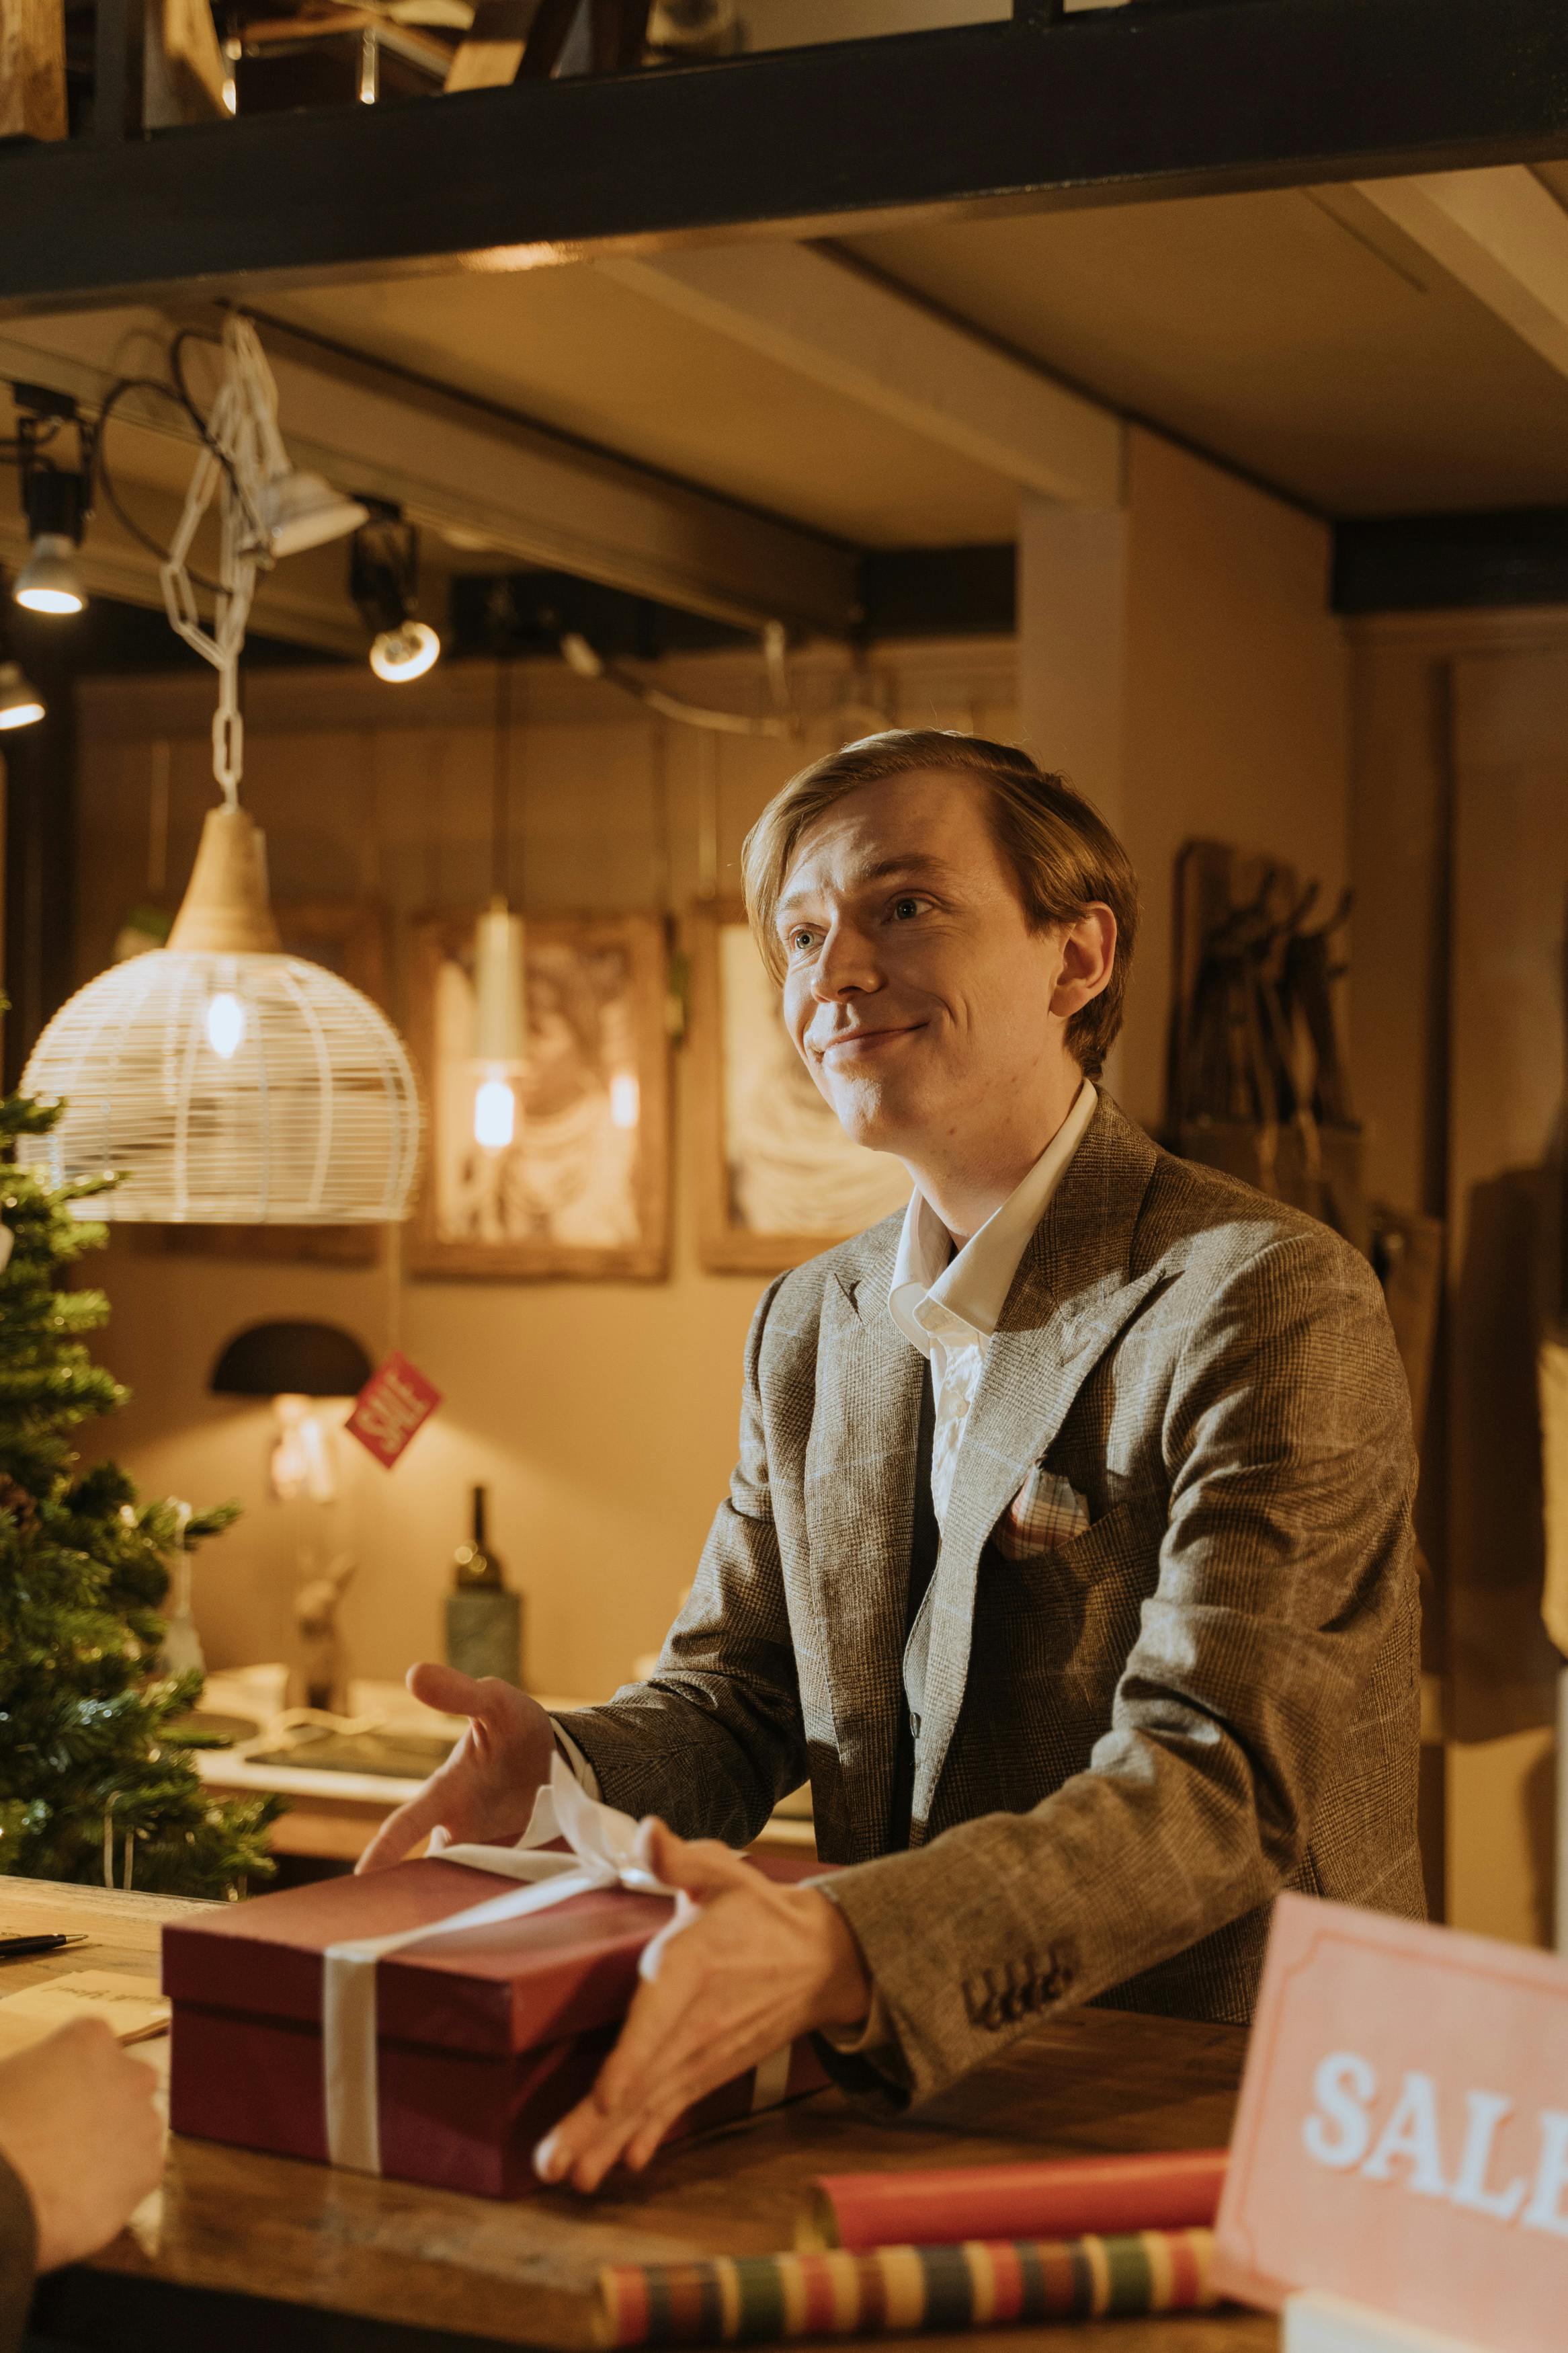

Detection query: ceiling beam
xmin=1355 ymin=166 xmax=1568 ymax=383
xmin=8 ymin=0 xmax=1568 ymax=314
xmin=0 ymin=309 xmax=859 ymax=637
xmin=0 ymin=505 xmax=366 ymax=657
xmin=601 ymin=244 xmax=1122 ymax=508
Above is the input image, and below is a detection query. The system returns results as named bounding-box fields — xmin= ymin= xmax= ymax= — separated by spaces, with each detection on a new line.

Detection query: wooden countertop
xmin=2 ymin=1876 xmax=1276 ymax=2353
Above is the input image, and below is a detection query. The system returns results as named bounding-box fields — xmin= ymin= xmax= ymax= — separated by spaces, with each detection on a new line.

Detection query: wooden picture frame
xmin=688 ymin=901 xmax=910 ymax=1277
xmin=407 ymin=910 xmax=670 ymax=1281
xmin=144 ymin=901 xmax=390 ymax=1267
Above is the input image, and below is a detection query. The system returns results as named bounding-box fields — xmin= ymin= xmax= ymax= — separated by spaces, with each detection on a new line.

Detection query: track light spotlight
xmin=350 ymin=505 xmax=441 ymax=684
xmin=368 ymin=620 xmax=440 ymax=683
xmin=0 ymin=571 xmax=46 ymax=728
xmin=253 ymin=471 xmax=368 ymax=561
xmin=14 ymin=531 xmax=86 ymax=617
xmin=0 ymin=663 xmax=44 ymax=731
xmin=13 ymin=387 xmax=93 ymax=618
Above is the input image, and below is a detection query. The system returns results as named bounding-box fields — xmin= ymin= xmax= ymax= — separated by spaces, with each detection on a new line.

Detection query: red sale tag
xmin=345 ymin=1351 xmax=442 ymax=1468
xmin=1214 ymin=1893 xmax=1568 ymax=2353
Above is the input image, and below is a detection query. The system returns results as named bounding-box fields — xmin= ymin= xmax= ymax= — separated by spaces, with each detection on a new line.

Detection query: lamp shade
xmin=19 ymin=807 xmax=423 ymax=1224
xmin=210 ymin=1320 xmax=373 ymax=1398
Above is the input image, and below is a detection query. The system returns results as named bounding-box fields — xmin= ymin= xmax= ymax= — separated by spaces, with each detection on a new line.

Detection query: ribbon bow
xmin=323 ymin=1755 xmax=673 ymax=2173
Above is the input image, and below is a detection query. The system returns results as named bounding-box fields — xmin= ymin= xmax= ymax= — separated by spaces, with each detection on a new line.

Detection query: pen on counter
xmin=0 ymin=1933 xmax=89 ymax=1960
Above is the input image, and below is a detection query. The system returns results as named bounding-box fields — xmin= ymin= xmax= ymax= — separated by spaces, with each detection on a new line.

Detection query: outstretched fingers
xmin=355 ymin=1783 xmax=452 ymax=1874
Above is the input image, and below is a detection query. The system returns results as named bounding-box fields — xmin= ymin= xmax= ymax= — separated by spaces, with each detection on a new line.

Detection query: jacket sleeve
xmin=820 ymin=1226 xmax=1421 ymax=2106
xmin=552 ymin=1275 xmax=809 ymax=1845
xmin=0 ymin=2149 xmax=37 ymax=2353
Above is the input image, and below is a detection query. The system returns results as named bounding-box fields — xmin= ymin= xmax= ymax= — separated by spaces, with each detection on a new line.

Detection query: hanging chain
xmin=159 ymin=316 xmax=274 ymax=808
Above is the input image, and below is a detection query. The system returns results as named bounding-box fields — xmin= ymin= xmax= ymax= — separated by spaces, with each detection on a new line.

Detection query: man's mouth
xmin=813 ymin=1023 xmax=923 ymax=1063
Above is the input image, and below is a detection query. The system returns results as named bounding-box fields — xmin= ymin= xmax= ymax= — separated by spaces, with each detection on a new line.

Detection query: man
xmin=0 ymin=2015 xmax=165 ymax=2350
xmin=363 ymin=729 xmax=1422 ymax=2194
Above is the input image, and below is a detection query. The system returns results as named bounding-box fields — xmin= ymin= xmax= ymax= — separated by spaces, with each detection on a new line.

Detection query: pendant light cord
xmin=491 ymin=659 xmax=512 ymax=904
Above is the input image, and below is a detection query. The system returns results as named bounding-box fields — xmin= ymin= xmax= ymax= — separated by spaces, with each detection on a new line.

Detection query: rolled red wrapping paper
xmin=797 ymin=2148 xmax=1228 ymax=2251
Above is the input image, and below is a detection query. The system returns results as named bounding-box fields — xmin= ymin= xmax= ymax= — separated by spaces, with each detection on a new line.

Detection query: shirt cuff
xmin=549 ymin=1716 xmax=602 ymax=1801
xmin=817 ymin=1983 xmax=899 ymax=2060
xmin=809 ymin=1880 xmax=909 ymax=2093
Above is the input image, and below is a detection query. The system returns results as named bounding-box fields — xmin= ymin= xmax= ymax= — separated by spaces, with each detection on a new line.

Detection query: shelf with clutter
xmin=190 ymin=1669 xmax=816 ymax=1868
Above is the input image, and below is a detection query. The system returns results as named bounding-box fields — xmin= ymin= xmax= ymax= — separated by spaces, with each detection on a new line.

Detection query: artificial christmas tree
xmin=0 ymin=1082 xmax=276 ymax=1897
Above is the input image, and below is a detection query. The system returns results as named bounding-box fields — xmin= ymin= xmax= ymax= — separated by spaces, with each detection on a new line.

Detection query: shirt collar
xmin=888 ymin=1080 xmax=1098 ymax=1356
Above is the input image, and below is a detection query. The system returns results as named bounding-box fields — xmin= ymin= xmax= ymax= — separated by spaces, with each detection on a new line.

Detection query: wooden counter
xmin=1 ymin=1878 xmax=1275 ymax=2353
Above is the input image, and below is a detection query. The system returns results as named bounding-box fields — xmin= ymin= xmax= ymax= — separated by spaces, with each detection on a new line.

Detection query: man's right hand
xmin=0 ymin=2016 xmax=163 ymax=2272
xmin=355 ymin=1663 xmax=557 ymax=1874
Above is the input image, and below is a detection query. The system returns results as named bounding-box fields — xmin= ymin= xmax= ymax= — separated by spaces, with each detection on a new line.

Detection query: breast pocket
xmin=991 ymin=1464 xmax=1091 ymax=1561
xmin=983 ymin=1488 xmax=1166 ymax=1694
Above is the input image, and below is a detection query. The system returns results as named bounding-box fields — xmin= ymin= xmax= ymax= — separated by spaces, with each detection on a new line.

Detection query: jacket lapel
xmin=804 ymin=1217 xmax=923 ymax=1861
xmin=909 ymin=1096 xmax=1165 ymax=1835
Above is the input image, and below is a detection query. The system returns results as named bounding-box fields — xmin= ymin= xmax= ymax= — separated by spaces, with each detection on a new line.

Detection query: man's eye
xmin=788 ymin=928 xmax=817 ymax=953
xmin=891 ymin=896 xmax=925 ymax=920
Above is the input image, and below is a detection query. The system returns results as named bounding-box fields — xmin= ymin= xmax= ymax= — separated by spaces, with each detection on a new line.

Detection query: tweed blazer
xmin=559 ymin=1096 xmax=1424 ymax=2106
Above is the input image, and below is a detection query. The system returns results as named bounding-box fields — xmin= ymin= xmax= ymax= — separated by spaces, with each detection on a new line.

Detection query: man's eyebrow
xmin=776 ymin=854 xmax=946 ymax=919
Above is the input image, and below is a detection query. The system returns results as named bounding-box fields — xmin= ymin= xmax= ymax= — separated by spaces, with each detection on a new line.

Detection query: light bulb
xmin=13 ymin=534 xmax=85 ymax=616
xmin=0 ymin=664 xmax=44 ymax=730
xmin=609 ymin=1072 xmax=640 ymax=1131
xmin=369 ymin=621 xmax=440 ymax=684
xmin=206 ymin=990 xmax=247 ymax=1059
xmin=473 ymin=1076 xmax=515 ymax=1151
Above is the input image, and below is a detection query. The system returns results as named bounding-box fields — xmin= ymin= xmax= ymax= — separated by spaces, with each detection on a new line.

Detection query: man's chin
xmin=821 ymin=1085 xmax=915 ymax=1159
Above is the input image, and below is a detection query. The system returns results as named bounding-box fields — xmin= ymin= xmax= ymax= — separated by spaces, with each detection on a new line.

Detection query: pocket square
xmin=992 ymin=1465 xmax=1091 ymax=1560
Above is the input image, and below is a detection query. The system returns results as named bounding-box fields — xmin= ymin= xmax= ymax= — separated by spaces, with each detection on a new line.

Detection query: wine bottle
xmin=444 ymin=1485 xmax=524 ymax=1686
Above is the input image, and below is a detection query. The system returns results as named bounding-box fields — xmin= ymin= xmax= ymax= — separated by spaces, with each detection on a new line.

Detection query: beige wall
xmin=71 ymin=641 xmax=1018 ymax=1706
xmin=1350 ymin=608 xmax=1568 ymax=1948
xmin=1022 ymin=428 xmax=1350 ymax=1133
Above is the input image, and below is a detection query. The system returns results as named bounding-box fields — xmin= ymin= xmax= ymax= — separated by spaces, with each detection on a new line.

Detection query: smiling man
xmin=362 ymin=729 xmax=1423 ymax=2191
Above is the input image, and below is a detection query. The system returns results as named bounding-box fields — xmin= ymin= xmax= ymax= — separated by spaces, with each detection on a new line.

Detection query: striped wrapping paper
xmin=594 ymin=2226 xmax=1216 ymax=2346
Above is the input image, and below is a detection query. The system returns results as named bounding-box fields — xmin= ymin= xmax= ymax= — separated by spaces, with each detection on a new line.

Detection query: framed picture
xmin=145 ymin=901 xmax=390 ymax=1267
xmin=688 ymin=902 xmax=910 ymax=1276
xmin=407 ymin=911 xmax=670 ymax=1281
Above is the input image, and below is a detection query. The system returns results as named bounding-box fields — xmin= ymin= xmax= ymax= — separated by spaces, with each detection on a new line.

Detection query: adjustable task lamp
xmin=350 ymin=503 xmax=441 ymax=683
xmin=211 ymin=1321 xmax=373 ymax=1503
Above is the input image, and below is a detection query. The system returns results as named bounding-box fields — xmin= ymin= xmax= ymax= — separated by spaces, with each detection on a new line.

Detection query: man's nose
xmin=811 ymin=920 xmax=879 ymax=1000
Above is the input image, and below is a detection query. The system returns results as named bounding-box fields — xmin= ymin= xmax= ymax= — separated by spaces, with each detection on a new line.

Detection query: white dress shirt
xmin=888 ymin=1080 xmax=1097 ymax=1530
xmin=554 ymin=1080 xmax=1098 ymax=1804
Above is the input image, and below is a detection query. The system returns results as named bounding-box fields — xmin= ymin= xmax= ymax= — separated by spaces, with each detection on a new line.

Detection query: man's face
xmin=778 ymin=770 xmax=1083 ymax=1159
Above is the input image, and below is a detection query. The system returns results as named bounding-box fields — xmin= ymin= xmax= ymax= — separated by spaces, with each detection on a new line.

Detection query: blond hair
xmin=741 ymin=729 xmax=1138 ymax=1078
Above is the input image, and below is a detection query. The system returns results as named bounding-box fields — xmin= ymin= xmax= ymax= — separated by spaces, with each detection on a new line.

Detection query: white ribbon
xmin=321 ymin=1756 xmax=791 ymax=2173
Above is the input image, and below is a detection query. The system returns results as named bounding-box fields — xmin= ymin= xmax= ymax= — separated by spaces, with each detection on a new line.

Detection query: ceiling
xmin=845 ymin=182 xmax=1568 ymax=517
xmin=20 ymin=155 xmax=1568 ymax=659
xmin=245 ymin=171 xmax=1568 ymax=549
xmin=261 ymin=266 xmax=1020 ymax=547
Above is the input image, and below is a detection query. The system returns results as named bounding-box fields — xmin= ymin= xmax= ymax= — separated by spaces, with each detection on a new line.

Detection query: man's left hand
xmin=533 ymin=1821 xmax=871 ymax=2193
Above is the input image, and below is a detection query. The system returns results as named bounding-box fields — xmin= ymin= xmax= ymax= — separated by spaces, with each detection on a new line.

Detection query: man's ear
xmin=1050 ymin=904 xmax=1117 ymax=1020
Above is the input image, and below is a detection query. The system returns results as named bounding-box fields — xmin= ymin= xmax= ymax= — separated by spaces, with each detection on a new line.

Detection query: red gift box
xmin=163 ymin=1847 xmax=829 ymax=2198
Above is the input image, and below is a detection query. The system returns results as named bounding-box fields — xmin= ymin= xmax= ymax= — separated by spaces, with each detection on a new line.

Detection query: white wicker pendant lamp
xmin=20 ymin=317 xmax=423 ymax=1225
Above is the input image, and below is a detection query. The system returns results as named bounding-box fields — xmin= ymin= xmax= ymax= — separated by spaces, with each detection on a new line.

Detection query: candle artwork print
xmin=409 ymin=912 xmax=670 ymax=1280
